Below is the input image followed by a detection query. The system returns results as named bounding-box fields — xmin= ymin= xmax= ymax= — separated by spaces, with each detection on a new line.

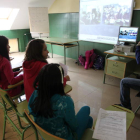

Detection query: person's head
xmin=30 ymin=64 xmax=67 ymax=118
xmin=0 ymin=36 xmax=10 ymax=60
xmin=24 ymin=39 xmax=49 ymax=63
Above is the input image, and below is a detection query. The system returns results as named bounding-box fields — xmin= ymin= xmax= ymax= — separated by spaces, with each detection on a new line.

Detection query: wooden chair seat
xmin=64 ymin=84 xmax=72 ymax=94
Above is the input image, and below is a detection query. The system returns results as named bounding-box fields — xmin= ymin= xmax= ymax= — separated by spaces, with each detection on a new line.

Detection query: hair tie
xmin=58 ymin=66 xmax=63 ymax=84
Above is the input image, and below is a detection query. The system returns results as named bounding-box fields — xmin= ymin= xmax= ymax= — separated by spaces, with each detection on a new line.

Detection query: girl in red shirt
xmin=23 ymin=39 xmax=70 ymax=101
xmin=0 ymin=36 xmax=23 ymax=97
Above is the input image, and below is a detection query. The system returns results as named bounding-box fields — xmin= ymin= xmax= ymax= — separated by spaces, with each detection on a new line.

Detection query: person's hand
xmin=10 ymin=57 xmax=14 ymax=61
xmin=138 ymin=42 xmax=140 ymax=46
xmin=65 ymin=75 xmax=70 ymax=81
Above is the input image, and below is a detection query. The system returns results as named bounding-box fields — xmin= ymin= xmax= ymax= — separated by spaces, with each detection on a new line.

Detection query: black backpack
xmin=93 ymin=55 xmax=105 ymax=70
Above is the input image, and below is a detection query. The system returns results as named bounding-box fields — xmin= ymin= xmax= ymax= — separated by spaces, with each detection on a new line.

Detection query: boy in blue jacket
xmin=119 ymin=42 xmax=140 ymax=110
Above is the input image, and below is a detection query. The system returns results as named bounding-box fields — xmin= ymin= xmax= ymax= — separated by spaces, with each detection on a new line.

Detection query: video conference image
xmin=80 ymin=1 xmax=131 ymax=26
xmin=79 ymin=0 xmax=133 ymax=44
xmin=119 ymin=27 xmax=138 ymax=42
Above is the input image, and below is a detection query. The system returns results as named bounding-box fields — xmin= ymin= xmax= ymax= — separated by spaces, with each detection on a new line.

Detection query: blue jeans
xmin=120 ymin=78 xmax=140 ymax=109
xmin=76 ymin=106 xmax=93 ymax=140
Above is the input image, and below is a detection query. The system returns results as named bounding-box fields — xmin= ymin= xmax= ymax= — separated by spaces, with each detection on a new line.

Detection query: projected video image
xmin=119 ymin=27 xmax=138 ymax=42
xmin=103 ymin=4 xmax=131 ymax=26
xmin=80 ymin=6 xmax=101 ymax=25
xmin=79 ymin=0 xmax=134 ymax=44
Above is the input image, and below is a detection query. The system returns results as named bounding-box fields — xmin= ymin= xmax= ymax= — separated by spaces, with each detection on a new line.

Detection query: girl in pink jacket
xmin=0 ymin=36 xmax=23 ymax=97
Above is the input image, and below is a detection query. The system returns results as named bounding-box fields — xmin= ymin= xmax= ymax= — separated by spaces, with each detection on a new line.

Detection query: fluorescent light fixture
xmin=0 ymin=8 xmax=19 ymax=30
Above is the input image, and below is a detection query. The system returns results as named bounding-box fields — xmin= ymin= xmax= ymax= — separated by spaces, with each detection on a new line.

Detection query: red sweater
xmin=0 ymin=55 xmax=23 ymax=97
xmin=23 ymin=60 xmax=67 ymax=102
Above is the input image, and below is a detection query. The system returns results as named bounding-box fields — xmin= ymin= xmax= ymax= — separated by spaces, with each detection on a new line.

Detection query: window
xmin=0 ymin=8 xmax=13 ymax=19
xmin=0 ymin=8 xmax=19 ymax=30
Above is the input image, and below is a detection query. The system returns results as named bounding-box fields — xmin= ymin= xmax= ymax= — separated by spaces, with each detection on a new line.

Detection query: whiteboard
xmin=28 ymin=7 xmax=49 ymax=33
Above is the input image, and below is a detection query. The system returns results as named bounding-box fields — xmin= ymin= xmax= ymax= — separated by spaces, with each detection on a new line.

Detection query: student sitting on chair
xmin=118 ymin=41 xmax=140 ymax=110
xmin=28 ymin=64 xmax=93 ymax=140
xmin=0 ymin=36 xmax=23 ymax=97
xmin=23 ymin=39 xmax=70 ymax=101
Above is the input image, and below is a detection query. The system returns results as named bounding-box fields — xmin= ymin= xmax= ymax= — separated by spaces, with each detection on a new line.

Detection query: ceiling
xmin=0 ymin=0 xmax=55 ymax=30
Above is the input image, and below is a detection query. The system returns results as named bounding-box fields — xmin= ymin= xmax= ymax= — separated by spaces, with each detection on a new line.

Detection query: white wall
xmin=0 ymin=0 xmax=55 ymax=30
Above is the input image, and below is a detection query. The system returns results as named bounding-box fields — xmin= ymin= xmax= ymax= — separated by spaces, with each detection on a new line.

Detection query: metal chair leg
xmin=135 ymin=105 xmax=140 ymax=114
xmin=103 ymin=54 xmax=108 ymax=84
xmin=3 ymin=112 xmax=6 ymax=140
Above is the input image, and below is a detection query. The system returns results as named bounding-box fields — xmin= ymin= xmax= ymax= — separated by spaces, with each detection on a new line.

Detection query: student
xmin=28 ymin=64 xmax=93 ymax=140
xmin=0 ymin=36 xmax=23 ymax=97
xmin=119 ymin=42 xmax=140 ymax=110
xmin=23 ymin=39 xmax=69 ymax=101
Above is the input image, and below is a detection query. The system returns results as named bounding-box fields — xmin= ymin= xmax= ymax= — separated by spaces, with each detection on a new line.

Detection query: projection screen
xmin=79 ymin=0 xmax=134 ymax=44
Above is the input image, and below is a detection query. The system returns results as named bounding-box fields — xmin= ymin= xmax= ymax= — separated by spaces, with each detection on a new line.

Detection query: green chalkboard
xmin=132 ymin=10 xmax=140 ymax=41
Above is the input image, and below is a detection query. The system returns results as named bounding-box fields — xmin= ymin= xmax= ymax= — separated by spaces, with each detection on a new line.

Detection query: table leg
xmin=51 ymin=44 xmax=53 ymax=58
xmin=103 ymin=54 xmax=109 ymax=84
xmin=77 ymin=41 xmax=80 ymax=65
xmin=64 ymin=45 xmax=66 ymax=64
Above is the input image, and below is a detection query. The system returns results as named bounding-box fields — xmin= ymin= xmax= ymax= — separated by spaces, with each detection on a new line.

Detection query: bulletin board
xmin=134 ymin=0 xmax=140 ymax=10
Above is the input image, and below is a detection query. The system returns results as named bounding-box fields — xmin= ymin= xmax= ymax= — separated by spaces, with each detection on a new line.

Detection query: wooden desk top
xmin=41 ymin=38 xmax=80 ymax=44
xmin=104 ymin=49 xmax=136 ymax=59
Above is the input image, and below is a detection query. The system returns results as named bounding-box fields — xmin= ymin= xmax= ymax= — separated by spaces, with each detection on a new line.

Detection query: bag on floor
xmin=78 ymin=55 xmax=86 ymax=66
xmin=93 ymin=55 xmax=105 ymax=70
xmin=85 ymin=49 xmax=97 ymax=69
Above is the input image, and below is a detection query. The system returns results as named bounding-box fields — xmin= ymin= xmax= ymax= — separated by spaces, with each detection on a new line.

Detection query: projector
xmin=114 ymin=44 xmax=134 ymax=52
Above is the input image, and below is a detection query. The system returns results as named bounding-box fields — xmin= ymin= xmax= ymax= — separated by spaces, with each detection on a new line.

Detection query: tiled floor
xmin=0 ymin=52 xmax=140 ymax=140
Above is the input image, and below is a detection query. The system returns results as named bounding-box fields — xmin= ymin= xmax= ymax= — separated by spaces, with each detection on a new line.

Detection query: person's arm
xmin=13 ymin=69 xmax=23 ymax=77
xmin=136 ymin=42 xmax=140 ymax=64
xmin=63 ymin=75 xmax=70 ymax=86
xmin=3 ymin=59 xmax=23 ymax=85
xmin=63 ymin=96 xmax=78 ymax=131
xmin=63 ymin=77 xmax=67 ymax=86
xmin=28 ymin=90 xmax=38 ymax=115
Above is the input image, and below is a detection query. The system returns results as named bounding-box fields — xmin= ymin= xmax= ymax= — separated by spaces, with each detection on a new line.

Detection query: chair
xmin=0 ymin=80 xmax=24 ymax=107
xmin=135 ymin=104 xmax=140 ymax=114
xmin=64 ymin=84 xmax=72 ymax=94
xmin=93 ymin=105 xmax=135 ymax=132
xmin=24 ymin=110 xmax=96 ymax=140
xmin=0 ymin=82 xmax=38 ymax=140
xmin=135 ymin=91 xmax=140 ymax=114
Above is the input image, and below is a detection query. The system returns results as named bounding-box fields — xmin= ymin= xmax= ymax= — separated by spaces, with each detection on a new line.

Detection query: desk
xmin=103 ymin=49 xmax=136 ymax=84
xmin=11 ymin=61 xmax=22 ymax=71
xmin=93 ymin=105 xmax=135 ymax=132
xmin=104 ymin=49 xmax=136 ymax=59
xmin=41 ymin=38 xmax=80 ymax=64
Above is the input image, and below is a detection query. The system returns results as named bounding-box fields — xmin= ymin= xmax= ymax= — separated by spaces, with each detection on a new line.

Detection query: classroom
xmin=0 ymin=0 xmax=140 ymax=140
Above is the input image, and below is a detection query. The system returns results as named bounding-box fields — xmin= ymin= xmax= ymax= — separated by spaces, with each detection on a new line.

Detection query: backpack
xmin=85 ymin=49 xmax=97 ymax=69
xmin=93 ymin=55 xmax=105 ymax=70
xmin=89 ymin=52 xmax=97 ymax=68
xmin=78 ymin=55 xmax=86 ymax=66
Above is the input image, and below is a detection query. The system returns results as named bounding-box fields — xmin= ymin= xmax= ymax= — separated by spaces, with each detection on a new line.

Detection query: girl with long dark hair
xmin=0 ymin=36 xmax=23 ymax=97
xmin=28 ymin=64 xmax=93 ymax=140
xmin=23 ymin=39 xmax=70 ymax=101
